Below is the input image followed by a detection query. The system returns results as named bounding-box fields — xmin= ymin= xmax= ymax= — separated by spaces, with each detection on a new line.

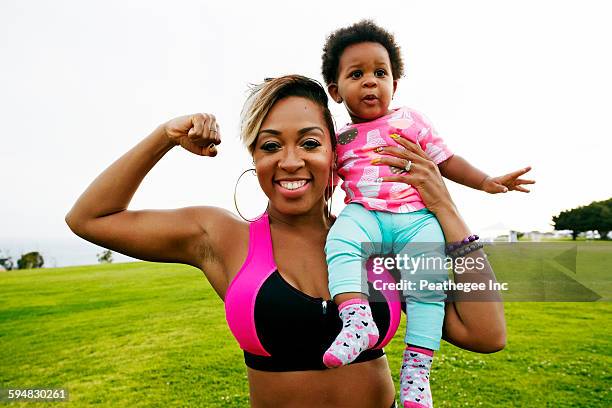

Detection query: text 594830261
xmin=0 ymin=388 xmax=68 ymax=402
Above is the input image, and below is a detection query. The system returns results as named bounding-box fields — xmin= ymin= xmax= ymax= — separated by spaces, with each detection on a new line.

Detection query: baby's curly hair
xmin=321 ymin=20 xmax=404 ymax=86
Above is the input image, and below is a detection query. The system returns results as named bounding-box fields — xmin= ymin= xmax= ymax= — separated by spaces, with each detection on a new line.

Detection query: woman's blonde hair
xmin=240 ymin=75 xmax=336 ymax=154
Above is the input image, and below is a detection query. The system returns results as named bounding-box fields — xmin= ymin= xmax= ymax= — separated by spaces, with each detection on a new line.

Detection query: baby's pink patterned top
xmin=335 ymin=107 xmax=453 ymax=213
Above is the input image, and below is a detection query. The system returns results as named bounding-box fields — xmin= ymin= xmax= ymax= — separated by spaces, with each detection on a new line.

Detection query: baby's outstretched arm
xmin=439 ymin=155 xmax=535 ymax=193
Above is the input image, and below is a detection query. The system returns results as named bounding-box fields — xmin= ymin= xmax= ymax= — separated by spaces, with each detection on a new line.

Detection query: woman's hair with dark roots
xmin=240 ymin=75 xmax=336 ymax=154
xmin=321 ymin=20 xmax=405 ymax=86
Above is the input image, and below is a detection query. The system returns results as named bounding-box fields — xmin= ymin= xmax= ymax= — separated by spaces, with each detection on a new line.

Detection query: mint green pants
xmin=325 ymin=203 xmax=447 ymax=350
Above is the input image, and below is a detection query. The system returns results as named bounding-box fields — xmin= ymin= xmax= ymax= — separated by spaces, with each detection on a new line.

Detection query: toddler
xmin=320 ymin=20 xmax=533 ymax=408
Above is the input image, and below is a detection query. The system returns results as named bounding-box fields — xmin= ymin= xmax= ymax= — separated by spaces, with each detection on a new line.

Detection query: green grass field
xmin=1 ymin=243 xmax=610 ymax=407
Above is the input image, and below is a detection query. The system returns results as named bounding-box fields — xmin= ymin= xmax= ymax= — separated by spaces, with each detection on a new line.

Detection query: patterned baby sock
xmin=400 ymin=346 xmax=434 ymax=408
xmin=323 ymin=299 xmax=379 ymax=368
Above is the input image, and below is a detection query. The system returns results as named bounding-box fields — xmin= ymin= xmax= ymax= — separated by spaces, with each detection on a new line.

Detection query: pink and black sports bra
xmin=224 ymin=213 xmax=401 ymax=372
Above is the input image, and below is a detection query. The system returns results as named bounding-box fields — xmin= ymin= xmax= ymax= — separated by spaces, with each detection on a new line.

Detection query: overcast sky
xmin=1 ymin=0 xmax=611 ymax=241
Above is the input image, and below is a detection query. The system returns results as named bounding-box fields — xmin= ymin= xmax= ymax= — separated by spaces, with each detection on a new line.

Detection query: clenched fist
xmin=164 ymin=113 xmax=221 ymax=157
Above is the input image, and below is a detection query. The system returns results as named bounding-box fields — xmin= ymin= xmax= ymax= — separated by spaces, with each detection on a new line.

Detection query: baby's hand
xmin=482 ymin=166 xmax=535 ymax=193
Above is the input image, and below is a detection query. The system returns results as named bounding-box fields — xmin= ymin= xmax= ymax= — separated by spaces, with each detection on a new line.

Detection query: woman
xmin=66 ymin=75 xmax=505 ymax=407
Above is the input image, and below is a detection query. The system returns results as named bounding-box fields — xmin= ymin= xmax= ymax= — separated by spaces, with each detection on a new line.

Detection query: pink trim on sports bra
xmin=224 ymin=213 xmax=401 ymax=356
xmin=224 ymin=213 xmax=275 ymax=357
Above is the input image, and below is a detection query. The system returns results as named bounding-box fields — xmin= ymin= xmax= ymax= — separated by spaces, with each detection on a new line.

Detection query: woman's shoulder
xmin=176 ymin=206 xmax=249 ymax=263
xmin=188 ymin=206 xmax=250 ymax=285
xmin=188 ymin=206 xmax=249 ymax=239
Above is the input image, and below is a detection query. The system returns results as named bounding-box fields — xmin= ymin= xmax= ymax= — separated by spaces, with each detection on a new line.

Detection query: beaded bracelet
xmin=445 ymin=235 xmax=479 ymax=254
xmin=448 ymin=241 xmax=484 ymax=258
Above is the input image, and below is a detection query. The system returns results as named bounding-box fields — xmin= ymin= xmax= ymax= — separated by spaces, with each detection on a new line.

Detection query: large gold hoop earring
xmin=233 ymin=168 xmax=267 ymax=222
xmin=325 ymin=160 xmax=336 ymax=220
xmin=325 ymin=189 xmax=333 ymax=219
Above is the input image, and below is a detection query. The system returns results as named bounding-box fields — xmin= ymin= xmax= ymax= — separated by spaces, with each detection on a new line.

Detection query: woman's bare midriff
xmin=247 ymin=356 xmax=396 ymax=408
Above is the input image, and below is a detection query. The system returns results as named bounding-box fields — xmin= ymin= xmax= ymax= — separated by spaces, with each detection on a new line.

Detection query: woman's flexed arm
xmin=65 ymin=113 xmax=233 ymax=269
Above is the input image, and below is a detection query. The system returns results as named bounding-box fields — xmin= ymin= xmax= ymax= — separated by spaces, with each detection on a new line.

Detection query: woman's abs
xmin=247 ymin=356 xmax=396 ymax=408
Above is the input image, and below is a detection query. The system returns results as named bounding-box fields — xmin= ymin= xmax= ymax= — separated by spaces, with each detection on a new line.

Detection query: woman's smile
xmin=277 ymin=179 xmax=309 ymax=190
xmin=275 ymin=179 xmax=311 ymax=198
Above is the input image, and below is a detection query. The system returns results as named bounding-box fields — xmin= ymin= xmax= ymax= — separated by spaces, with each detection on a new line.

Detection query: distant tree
xmin=96 ymin=249 xmax=113 ymax=264
xmin=17 ymin=252 xmax=44 ymax=269
xmin=553 ymin=198 xmax=612 ymax=240
xmin=1 ymin=258 xmax=14 ymax=270
xmin=0 ymin=251 xmax=14 ymax=270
